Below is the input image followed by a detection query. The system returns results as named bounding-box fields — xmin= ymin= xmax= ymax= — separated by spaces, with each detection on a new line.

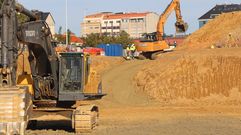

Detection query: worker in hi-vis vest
xmin=126 ymin=45 xmax=131 ymax=60
xmin=130 ymin=44 xmax=136 ymax=59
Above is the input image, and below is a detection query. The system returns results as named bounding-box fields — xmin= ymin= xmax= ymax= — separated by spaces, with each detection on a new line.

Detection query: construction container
xmin=98 ymin=44 xmax=123 ymax=56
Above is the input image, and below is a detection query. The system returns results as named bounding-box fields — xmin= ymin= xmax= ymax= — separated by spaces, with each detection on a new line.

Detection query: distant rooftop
xmin=103 ymin=12 xmax=151 ymax=20
xmin=85 ymin=12 xmax=113 ymax=18
xmin=85 ymin=12 xmax=153 ymax=20
xmin=199 ymin=4 xmax=241 ymax=20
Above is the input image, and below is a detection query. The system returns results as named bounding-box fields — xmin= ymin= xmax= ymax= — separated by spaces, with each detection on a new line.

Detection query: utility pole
xmin=65 ymin=0 xmax=68 ymax=46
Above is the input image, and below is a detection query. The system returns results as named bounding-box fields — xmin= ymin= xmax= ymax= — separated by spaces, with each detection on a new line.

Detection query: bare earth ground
xmin=25 ymin=12 xmax=241 ymax=135
xmin=27 ymin=59 xmax=241 ymax=135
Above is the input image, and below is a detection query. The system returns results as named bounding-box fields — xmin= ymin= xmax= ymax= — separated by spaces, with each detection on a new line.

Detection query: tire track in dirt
xmin=98 ymin=60 xmax=155 ymax=108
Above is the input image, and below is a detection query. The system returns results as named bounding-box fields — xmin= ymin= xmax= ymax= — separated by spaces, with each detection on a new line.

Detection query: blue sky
xmin=18 ymin=0 xmax=241 ymax=36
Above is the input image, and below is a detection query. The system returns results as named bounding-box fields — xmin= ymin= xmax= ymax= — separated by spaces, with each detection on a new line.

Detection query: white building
xmin=81 ymin=12 xmax=159 ymax=38
xmin=41 ymin=12 xmax=55 ymax=35
xmin=81 ymin=12 xmax=112 ymax=37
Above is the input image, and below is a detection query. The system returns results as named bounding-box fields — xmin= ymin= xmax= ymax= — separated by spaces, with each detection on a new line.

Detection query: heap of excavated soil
xmin=84 ymin=56 xmax=124 ymax=93
xmin=179 ymin=11 xmax=241 ymax=50
xmin=135 ymin=12 xmax=241 ymax=106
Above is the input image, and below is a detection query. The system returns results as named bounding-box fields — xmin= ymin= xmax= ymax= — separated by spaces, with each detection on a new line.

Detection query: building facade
xmin=81 ymin=12 xmax=159 ymax=38
xmin=198 ymin=4 xmax=241 ymax=28
xmin=41 ymin=12 xmax=56 ymax=35
xmin=80 ymin=12 xmax=112 ymax=37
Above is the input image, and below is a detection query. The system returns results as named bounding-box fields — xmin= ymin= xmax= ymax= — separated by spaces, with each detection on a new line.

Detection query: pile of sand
xmin=135 ymin=12 xmax=241 ymax=106
xmin=80 ymin=56 xmax=125 ymax=93
xmin=180 ymin=11 xmax=241 ymax=50
xmin=136 ymin=49 xmax=241 ymax=104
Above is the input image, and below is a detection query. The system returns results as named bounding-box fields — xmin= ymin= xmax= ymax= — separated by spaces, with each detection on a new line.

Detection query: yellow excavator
xmin=137 ymin=0 xmax=188 ymax=60
xmin=0 ymin=0 xmax=105 ymax=134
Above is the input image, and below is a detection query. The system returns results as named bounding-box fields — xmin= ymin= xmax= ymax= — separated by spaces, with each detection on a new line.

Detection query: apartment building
xmin=80 ymin=12 xmax=112 ymax=37
xmin=81 ymin=12 xmax=159 ymax=38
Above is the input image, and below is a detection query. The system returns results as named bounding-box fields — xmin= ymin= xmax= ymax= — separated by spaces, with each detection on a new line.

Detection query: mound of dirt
xmin=84 ymin=56 xmax=125 ymax=93
xmin=135 ymin=49 xmax=241 ymax=105
xmin=179 ymin=11 xmax=241 ymax=50
xmin=135 ymin=11 xmax=241 ymax=106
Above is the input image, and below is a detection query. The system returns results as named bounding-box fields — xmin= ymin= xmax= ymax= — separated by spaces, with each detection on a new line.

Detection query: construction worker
xmin=130 ymin=44 xmax=136 ymax=59
xmin=126 ymin=45 xmax=131 ymax=60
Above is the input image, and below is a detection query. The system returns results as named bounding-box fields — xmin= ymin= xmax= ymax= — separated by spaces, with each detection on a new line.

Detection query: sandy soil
xmin=27 ymin=59 xmax=241 ymax=135
xmin=26 ymin=11 xmax=241 ymax=135
xmin=180 ymin=11 xmax=241 ymax=50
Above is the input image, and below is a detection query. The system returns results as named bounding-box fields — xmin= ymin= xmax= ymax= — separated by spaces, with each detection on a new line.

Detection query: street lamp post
xmin=65 ymin=0 xmax=68 ymax=46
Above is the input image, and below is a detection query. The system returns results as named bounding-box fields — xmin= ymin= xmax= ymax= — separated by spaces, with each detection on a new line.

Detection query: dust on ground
xmin=27 ymin=12 xmax=241 ymax=135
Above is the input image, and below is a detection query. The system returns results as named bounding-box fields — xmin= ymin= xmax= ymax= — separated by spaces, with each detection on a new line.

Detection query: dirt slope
xmin=135 ymin=11 xmax=241 ymax=105
xmin=136 ymin=49 xmax=241 ymax=105
xmin=180 ymin=11 xmax=241 ymax=50
xmin=96 ymin=60 xmax=155 ymax=108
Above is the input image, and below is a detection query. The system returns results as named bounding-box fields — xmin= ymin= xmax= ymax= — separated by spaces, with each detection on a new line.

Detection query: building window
xmin=122 ymin=19 xmax=128 ymax=22
xmin=199 ymin=20 xmax=208 ymax=28
xmin=109 ymin=21 xmax=113 ymax=23
xmin=130 ymin=19 xmax=137 ymax=22
xmin=137 ymin=18 xmax=144 ymax=22
xmin=116 ymin=20 xmax=121 ymax=23
xmin=210 ymin=14 xmax=219 ymax=19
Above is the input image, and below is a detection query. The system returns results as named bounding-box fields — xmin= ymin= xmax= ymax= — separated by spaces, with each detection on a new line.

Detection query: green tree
xmin=83 ymin=33 xmax=102 ymax=47
xmin=115 ymin=31 xmax=133 ymax=48
xmin=83 ymin=31 xmax=133 ymax=48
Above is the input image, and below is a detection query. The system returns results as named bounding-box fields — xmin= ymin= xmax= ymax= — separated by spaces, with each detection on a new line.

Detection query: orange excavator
xmin=137 ymin=0 xmax=188 ymax=60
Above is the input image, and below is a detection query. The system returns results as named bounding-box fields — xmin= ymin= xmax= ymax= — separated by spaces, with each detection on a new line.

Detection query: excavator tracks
xmin=72 ymin=105 xmax=99 ymax=133
xmin=0 ymin=87 xmax=32 ymax=135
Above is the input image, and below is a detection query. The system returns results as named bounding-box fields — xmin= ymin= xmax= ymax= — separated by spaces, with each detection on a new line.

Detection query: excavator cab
xmin=58 ymin=52 xmax=105 ymax=101
xmin=59 ymin=52 xmax=87 ymax=101
xmin=140 ymin=32 xmax=158 ymax=42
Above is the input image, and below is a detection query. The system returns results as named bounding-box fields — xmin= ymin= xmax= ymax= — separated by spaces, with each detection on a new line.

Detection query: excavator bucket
xmin=0 ymin=87 xmax=32 ymax=135
xmin=175 ymin=21 xmax=188 ymax=33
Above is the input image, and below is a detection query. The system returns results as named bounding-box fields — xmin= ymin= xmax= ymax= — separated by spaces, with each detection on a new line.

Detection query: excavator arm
xmin=156 ymin=0 xmax=188 ymax=40
xmin=0 ymin=0 xmax=59 ymax=100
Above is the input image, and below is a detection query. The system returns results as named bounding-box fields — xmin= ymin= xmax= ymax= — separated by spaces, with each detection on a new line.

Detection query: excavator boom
xmin=157 ymin=0 xmax=188 ymax=40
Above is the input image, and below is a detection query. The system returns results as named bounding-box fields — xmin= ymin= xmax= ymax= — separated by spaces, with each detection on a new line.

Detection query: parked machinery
xmin=0 ymin=0 xmax=105 ymax=134
xmin=137 ymin=0 xmax=188 ymax=60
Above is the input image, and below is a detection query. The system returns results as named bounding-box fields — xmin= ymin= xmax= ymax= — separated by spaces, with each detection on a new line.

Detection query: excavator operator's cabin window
xmin=60 ymin=54 xmax=83 ymax=93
